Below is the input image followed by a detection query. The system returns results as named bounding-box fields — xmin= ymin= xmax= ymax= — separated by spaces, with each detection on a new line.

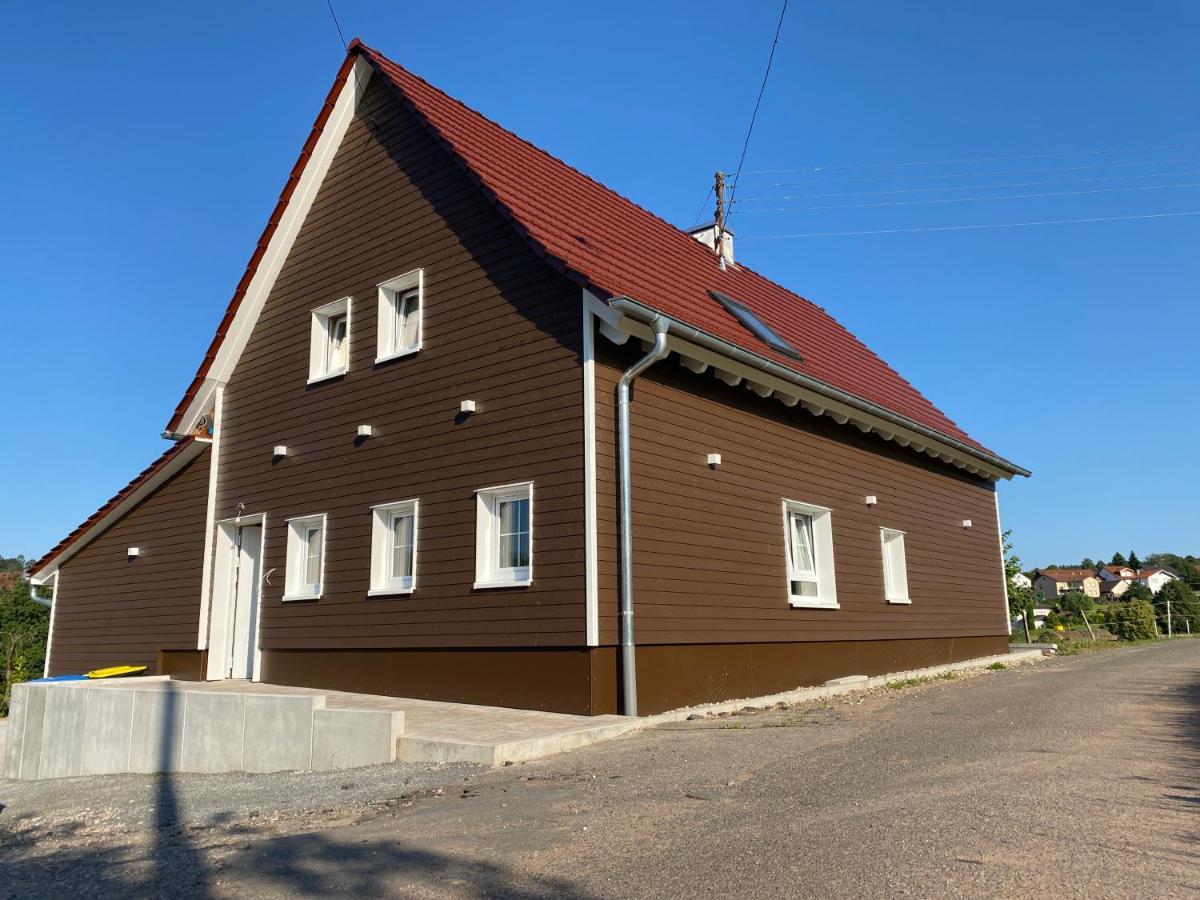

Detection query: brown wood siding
xmin=215 ymin=75 xmax=586 ymax=650
xmin=49 ymin=447 xmax=211 ymax=675
xmin=594 ymin=337 xmax=1007 ymax=646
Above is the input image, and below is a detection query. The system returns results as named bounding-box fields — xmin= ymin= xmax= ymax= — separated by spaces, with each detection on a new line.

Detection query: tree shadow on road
xmin=0 ymin=818 xmax=596 ymax=899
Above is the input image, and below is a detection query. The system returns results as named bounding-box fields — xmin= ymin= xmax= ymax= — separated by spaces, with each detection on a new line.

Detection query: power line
xmin=721 ymin=0 xmax=789 ymax=239
xmin=732 ymin=168 xmax=1200 ymax=203
xmin=325 ymin=0 xmax=347 ymax=49
xmin=749 ymin=157 xmax=1200 ymax=188
xmin=738 ymin=210 xmax=1200 ymax=239
xmin=735 ymin=180 xmax=1200 ymax=214
xmin=739 ymin=142 xmax=1199 ymax=176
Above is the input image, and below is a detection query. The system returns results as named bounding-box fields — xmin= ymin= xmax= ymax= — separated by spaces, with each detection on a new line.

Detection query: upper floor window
xmin=377 ymin=269 xmax=423 ymax=363
xmin=369 ymin=500 xmax=418 ymax=596
xmin=474 ymin=482 xmax=532 ymax=589
xmin=309 ymin=297 xmax=351 ymax=383
xmin=782 ymin=499 xmax=838 ymax=608
xmin=880 ymin=528 xmax=910 ymax=604
xmin=283 ymin=514 xmax=326 ymax=601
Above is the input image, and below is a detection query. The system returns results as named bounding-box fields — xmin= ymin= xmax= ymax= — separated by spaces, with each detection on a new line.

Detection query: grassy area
xmin=886 ymin=670 xmax=959 ymax=690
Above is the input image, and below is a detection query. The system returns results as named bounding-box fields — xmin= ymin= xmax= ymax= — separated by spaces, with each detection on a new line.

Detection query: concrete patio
xmin=3 ymin=677 xmax=637 ymax=781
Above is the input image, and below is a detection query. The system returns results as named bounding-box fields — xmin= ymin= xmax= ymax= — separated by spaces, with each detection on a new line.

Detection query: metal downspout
xmin=616 ymin=315 xmax=670 ymax=717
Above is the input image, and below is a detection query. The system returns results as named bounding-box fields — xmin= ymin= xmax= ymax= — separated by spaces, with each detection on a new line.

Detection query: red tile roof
xmin=28 ymin=439 xmax=202 ymax=577
xmin=169 ymin=40 xmax=1008 ymax=463
xmin=1036 ymin=568 xmax=1099 ymax=581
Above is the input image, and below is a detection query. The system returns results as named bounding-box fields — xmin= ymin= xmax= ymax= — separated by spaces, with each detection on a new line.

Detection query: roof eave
xmin=605 ymin=296 xmax=1030 ymax=481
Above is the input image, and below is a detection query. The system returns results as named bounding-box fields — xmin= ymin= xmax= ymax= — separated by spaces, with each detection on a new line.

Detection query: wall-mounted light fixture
xmin=962 ymin=519 xmax=973 ymax=528
xmin=864 ymin=495 xmax=878 ymax=507
xmin=273 ymin=445 xmax=288 ymax=458
xmin=706 ymin=453 xmax=722 ymax=468
xmin=356 ymin=425 xmax=373 ymax=438
xmin=127 ymin=547 xmax=141 ymax=558
xmin=460 ymin=400 xmax=477 ymax=414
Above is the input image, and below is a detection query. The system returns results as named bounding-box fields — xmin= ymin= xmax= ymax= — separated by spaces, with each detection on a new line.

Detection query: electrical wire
xmin=325 ymin=0 xmax=347 ymax=49
xmin=722 ymin=0 xmax=789 ymax=234
xmin=732 ymin=168 xmax=1200 ymax=203
xmin=737 ymin=210 xmax=1200 ymax=239
xmin=740 ymin=142 xmax=1199 ymax=176
xmin=735 ymin=180 xmax=1200 ymax=213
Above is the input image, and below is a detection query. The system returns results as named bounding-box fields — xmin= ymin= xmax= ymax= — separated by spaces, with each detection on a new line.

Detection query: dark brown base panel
xmin=157 ymin=649 xmax=207 ymax=681
xmin=259 ymin=635 xmax=1008 ymax=716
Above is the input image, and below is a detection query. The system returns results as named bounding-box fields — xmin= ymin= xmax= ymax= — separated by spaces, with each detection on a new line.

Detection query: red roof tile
xmin=169 ymin=41 xmax=1007 ymax=462
xmin=29 ymin=439 xmax=202 ymax=577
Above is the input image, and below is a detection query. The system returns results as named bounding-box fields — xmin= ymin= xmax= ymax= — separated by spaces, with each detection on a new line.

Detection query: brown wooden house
xmin=28 ymin=41 xmax=1028 ymax=716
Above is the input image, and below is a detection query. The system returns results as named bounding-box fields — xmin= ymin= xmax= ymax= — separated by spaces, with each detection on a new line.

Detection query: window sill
xmin=307 ymin=367 xmax=347 ymax=385
xmin=886 ymin=596 xmax=912 ymax=605
xmin=374 ymin=347 xmax=420 ymax=365
xmin=788 ymin=597 xmax=839 ymax=610
xmin=473 ymin=578 xmax=533 ymax=591
xmin=367 ymin=587 xmax=414 ymax=598
xmin=282 ymin=591 xmax=321 ymax=603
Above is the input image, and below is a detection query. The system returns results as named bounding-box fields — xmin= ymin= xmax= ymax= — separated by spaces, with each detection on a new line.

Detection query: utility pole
xmin=714 ymin=171 xmax=728 ymax=265
xmin=1167 ymin=598 xmax=1172 ymax=637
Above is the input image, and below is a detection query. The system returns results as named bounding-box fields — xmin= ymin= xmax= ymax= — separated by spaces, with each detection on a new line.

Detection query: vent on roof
xmin=689 ymin=222 xmax=734 ymax=264
xmin=708 ymin=290 xmax=802 ymax=361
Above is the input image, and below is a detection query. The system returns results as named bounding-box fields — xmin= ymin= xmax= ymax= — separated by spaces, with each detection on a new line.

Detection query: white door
xmin=227 ymin=524 xmax=263 ymax=679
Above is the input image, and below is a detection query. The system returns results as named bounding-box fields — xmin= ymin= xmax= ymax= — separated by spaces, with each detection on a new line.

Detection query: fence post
xmin=1167 ymin=599 xmax=1172 ymax=637
xmin=1081 ymin=609 xmax=1095 ymax=640
xmin=1023 ymin=613 xmax=1032 ymax=643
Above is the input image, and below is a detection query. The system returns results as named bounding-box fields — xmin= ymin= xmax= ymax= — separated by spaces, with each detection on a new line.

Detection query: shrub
xmin=1155 ymin=580 xmax=1200 ymax=635
xmin=1059 ymin=590 xmax=1095 ymax=617
xmin=1108 ymin=600 xmax=1156 ymax=641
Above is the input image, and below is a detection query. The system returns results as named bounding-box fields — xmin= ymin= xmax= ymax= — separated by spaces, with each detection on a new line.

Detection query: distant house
xmin=1099 ymin=579 xmax=1130 ymax=599
xmin=1033 ymin=568 xmax=1101 ymax=599
xmin=1010 ymin=571 xmax=1032 ymax=590
xmin=1097 ymin=565 xmax=1179 ymax=595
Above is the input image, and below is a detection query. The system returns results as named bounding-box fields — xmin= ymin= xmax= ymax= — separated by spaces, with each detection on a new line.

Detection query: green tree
xmin=1109 ymin=600 xmax=1156 ymax=641
xmin=1002 ymin=531 xmax=1034 ymax=618
xmin=1156 ymin=581 xmax=1200 ymax=635
xmin=1129 ymin=551 xmax=1141 ymax=570
xmin=1080 ymin=557 xmax=1095 ymax=570
xmin=0 ymin=566 xmax=50 ymax=716
xmin=1059 ymin=590 xmax=1095 ymax=617
xmin=1111 ymin=552 xmax=1127 ymax=567
xmin=1125 ymin=581 xmax=1152 ymax=603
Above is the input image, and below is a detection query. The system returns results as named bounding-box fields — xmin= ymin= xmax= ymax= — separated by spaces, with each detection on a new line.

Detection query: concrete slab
xmin=3 ymin=686 xmax=26 ymax=779
xmin=242 ymin=695 xmax=316 ymax=773
xmin=128 ymin=687 xmax=187 ymax=773
xmin=15 ymin=684 xmax=47 ymax=781
xmin=824 ymin=675 xmax=868 ymax=687
xmin=179 ymin=692 xmax=245 ymax=774
xmin=39 ymin=685 xmax=87 ymax=778
xmin=312 ymin=708 xmax=404 ymax=770
xmin=79 ymin=688 xmax=135 ymax=776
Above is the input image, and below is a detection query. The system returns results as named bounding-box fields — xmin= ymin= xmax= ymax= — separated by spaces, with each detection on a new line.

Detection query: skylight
xmin=708 ymin=290 xmax=802 ymax=361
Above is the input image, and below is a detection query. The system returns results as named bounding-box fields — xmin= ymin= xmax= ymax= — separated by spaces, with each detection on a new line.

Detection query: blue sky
xmin=2 ymin=1 xmax=1197 ymax=568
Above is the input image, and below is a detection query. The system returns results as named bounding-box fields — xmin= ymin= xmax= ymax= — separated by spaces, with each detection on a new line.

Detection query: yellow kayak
xmin=85 ymin=665 xmax=148 ymax=679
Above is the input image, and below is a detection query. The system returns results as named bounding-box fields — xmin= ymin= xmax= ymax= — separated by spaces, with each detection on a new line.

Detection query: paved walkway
xmin=83 ymin=678 xmax=635 ymax=765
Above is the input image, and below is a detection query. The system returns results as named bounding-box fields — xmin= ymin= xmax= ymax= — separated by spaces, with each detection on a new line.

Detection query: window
xmin=284 ymin=514 xmax=326 ymax=600
xmin=369 ymin=500 xmax=418 ymax=595
xmin=709 ymin=290 xmax=802 ymax=361
xmin=782 ymin=499 xmax=837 ymax=608
xmin=309 ymin=297 xmax=351 ymax=383
xmin=880 ymin=528 xmax=910 ymax=604
xmin=475 ymin=482 xmax=533 ymax=589
xmin=376 ymin=269 xmax=423 ymax=362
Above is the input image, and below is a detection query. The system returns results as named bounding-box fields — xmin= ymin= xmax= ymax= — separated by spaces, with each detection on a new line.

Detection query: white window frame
xmin=376 ymin=269 xmax=423 ymax=363
xmin=283 ymin=513 xmax=327 ymax=601
xmin=782 ymin=498 xmax=838 ymax=609
xmin=474 ymin=482 xmax=533 ymax=589
xmin=368 ymin=499 xmax=419 ymax=596
xmin=880 ymin=527 xmax=911 ymax=604
xmin=308 ymin=297 xmax=352 ymax=383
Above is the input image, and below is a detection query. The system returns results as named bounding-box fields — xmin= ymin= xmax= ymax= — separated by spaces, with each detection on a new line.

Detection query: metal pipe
xmin=616 ymin=314 xmax=670 ymax=717
xmin=607 ymin=296 xmax=1029 ymax=479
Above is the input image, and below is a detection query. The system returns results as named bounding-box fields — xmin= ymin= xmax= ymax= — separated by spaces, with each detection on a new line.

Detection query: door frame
xmin=206 ymin=513 xmax=268 ymax=681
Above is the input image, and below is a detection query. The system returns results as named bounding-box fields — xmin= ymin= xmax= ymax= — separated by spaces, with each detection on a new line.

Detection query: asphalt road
xmin=3 ymin=641 xmax=1199 ymax=898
